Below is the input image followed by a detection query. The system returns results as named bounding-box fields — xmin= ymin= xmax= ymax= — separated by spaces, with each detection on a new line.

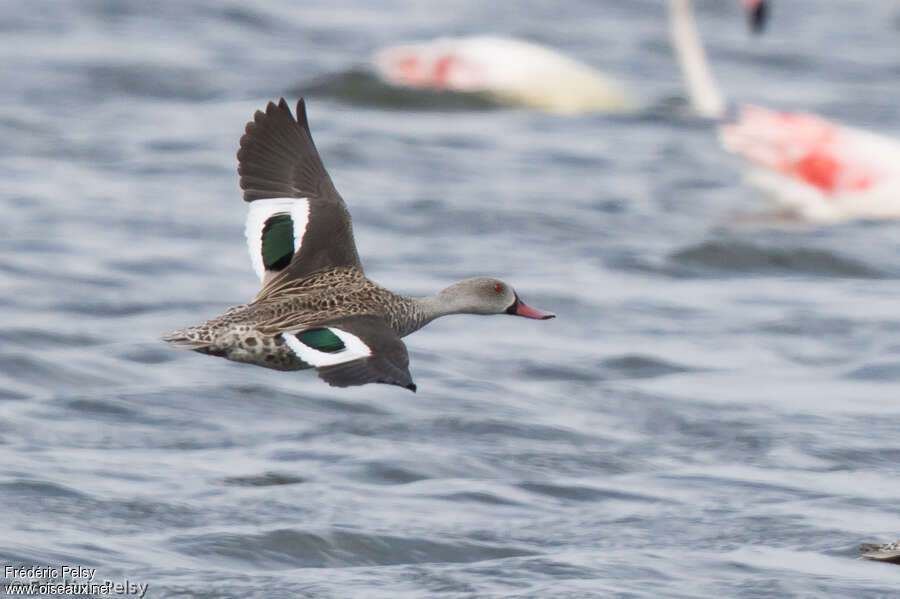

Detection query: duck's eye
xmin=493 ymin=283 xmax=503 ymax=294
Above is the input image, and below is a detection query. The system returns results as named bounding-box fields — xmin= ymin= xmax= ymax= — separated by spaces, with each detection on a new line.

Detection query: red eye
xmin=493 ymin=283 xmax=503 ymax=293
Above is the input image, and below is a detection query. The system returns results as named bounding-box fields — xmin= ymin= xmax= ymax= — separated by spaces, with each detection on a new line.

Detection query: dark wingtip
xmin=749 ymin=0 xmax=767 ymax=34
xmin=237 ymin=96 xmax=329 ymax=203
xmin=406 ymin=383 xmax=417 ymax=393
xmin=295 ymin=98 xmax=310 ymax=131
xmin=256 ymin=98 xmax=296 ymax=125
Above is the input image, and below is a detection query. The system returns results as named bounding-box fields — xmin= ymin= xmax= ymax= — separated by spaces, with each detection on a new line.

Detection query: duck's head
xmin=441 ymin=277 xmax=555 ymax=319
xmin=741 ymin=0 xmax=768 ymax=34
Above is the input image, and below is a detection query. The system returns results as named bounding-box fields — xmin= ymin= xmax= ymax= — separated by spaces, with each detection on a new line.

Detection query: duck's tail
xmin=161 ymin=327 xmax=212 ymax=351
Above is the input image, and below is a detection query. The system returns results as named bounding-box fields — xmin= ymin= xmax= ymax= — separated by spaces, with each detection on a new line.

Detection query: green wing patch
xmin=261 ymin=214 xmax=294 ymax=270
xmin=297 ymin=328 xmax=345 ymax=353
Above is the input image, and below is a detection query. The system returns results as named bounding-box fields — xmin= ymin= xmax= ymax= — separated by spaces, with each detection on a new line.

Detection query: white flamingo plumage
xmin=719 ymin=106 xmax=900 ymax=221
xmin=673 ymin=0 xmax=900 ymax=222
xmin=372 ymin=35 xmax=633 ymax=115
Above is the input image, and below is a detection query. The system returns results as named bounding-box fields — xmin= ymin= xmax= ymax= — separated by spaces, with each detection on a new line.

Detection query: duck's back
xmin=164 ymin=267 xmax=422 ymax=371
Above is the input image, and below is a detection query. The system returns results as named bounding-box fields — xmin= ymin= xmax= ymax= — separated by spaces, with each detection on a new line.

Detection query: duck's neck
xmin=404 ymin=281 xmax=493 ymax=334
xmin=416 ymin=287 xmax=476 ymax=324
xmin=669 ymin=0 xmax=726 ymax=119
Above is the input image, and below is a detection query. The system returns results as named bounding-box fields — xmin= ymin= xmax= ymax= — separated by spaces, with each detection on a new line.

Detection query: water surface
xmin=3 ymin=1 xmax=900 ymax=597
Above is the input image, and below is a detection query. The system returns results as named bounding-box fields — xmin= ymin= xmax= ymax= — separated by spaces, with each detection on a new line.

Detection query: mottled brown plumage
xmin=165 ymin=267 xmax=424 ymax=372
xmin=859 ymin=540 xmax=900 ymax=564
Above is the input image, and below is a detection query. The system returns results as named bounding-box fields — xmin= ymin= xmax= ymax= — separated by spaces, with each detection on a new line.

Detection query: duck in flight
xmin=163 ymin=99 xmax=554 ymax=391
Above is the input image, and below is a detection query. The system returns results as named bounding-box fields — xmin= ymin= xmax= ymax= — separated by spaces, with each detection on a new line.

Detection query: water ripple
xmin=171 ymin=528 xmax=537 ymax=568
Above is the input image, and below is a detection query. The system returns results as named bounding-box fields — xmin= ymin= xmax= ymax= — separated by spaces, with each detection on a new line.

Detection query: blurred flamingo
xmin=375 ymin=2 xmax=900 ymax=221
xmin=672 ymin=0 xmax=900 ymax=221
xmin=370 ymin=1 xmax=763 ymax=115
xmin=372 ymin=35 xmax=633 ymax=115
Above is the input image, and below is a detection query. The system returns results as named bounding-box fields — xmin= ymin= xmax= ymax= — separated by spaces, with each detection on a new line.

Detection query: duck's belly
xmin=196 ymin=328 xmax=311 ymax=371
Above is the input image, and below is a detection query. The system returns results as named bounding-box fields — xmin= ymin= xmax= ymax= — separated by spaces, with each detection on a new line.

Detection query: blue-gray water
xmin=4 ymin=1 xmax=900 ymax=597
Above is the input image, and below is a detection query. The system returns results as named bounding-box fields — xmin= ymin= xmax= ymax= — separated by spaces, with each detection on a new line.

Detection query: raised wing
xmin=238 ymin=98 xmax=362 ymax=292
xmin=282 ymin=316 xmax=416 ymax=392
